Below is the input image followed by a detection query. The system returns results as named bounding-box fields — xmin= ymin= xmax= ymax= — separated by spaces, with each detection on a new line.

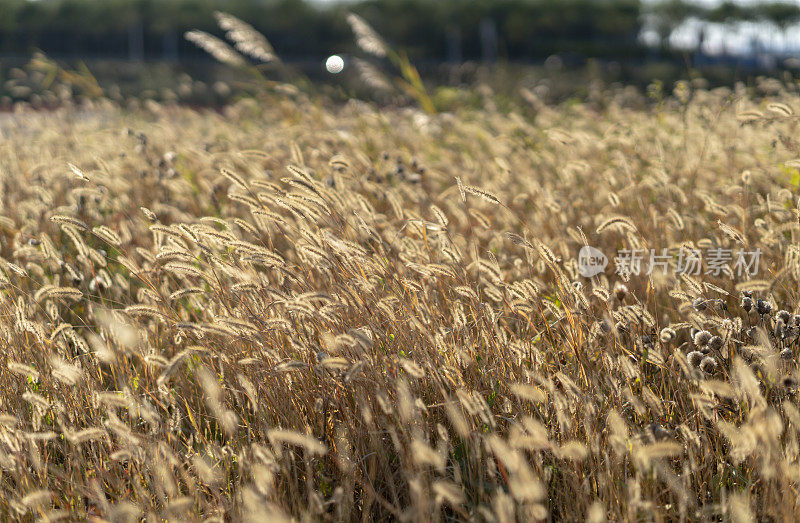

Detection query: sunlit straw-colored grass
xmin=0 ymin=77 xmax=800 ymax=520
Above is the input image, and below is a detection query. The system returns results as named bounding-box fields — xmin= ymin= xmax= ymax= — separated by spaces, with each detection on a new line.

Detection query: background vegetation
xmin=1 ymin=0 xmax=799 ymax=63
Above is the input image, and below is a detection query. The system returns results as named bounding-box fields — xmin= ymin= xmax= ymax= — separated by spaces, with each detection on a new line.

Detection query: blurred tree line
xmin=1 ymin=0 xmax=799 ymax=64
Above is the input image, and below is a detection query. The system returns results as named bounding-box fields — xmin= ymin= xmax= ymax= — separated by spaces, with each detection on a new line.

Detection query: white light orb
xmin=325 ymin=55 xmax=344 ymax=74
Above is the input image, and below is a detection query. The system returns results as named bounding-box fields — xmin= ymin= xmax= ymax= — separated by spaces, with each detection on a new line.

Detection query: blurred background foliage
xmin=0 ymin=0 xmax=643 ymax=61
xmin=1 ymin=0 xmax=799 ymax=62
xmin=3 ymin=0 xmax=800 ymax=107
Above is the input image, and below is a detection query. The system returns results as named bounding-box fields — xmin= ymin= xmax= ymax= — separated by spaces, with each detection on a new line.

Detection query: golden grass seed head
xmin=8 ymin=361 xmax=39 ymax=381
xmin=50 ymin=215 xmax=88 ymax=231
xmin=185 ymin=30 xmax=247 ymax=67
xmin=346 ymin=13 xmax=388 ymax=58
xmin=214 ymin=11 xmax=278 ymax=63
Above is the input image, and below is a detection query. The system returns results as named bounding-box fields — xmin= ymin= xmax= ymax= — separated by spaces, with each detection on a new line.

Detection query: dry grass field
xmin=2 ymin=74 xmax=800 ymax=521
